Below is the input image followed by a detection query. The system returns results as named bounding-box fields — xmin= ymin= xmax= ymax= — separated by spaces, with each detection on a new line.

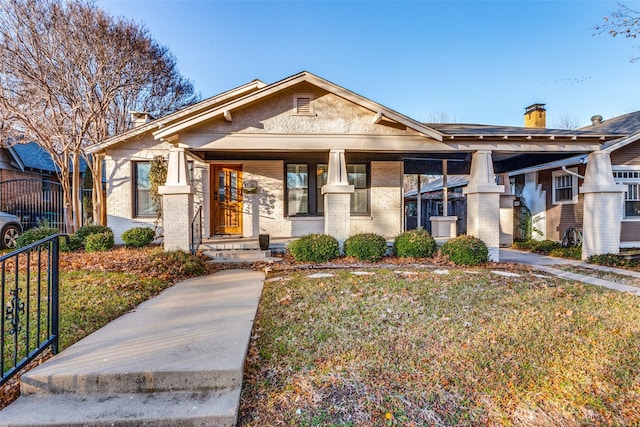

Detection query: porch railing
xmin=190 ymin=206 xmax=202 ymax=255
xmin=1 ymin=234 xmax=63 ymax=386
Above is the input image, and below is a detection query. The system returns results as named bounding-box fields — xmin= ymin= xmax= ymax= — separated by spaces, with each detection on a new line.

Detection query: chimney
xmin=591 ymin=115 xmax=603 ymax=126
xmin=130 ymin=111 xmax=153 ymax=128
xmin=524 ymin=103 xmax=546 ymax=128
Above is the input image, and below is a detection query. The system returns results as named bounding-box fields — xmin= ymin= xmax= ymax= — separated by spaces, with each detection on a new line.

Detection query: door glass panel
xmin=218 ymin=172 xmax=226 ymax=202
xmin=230 ymin=171 xmax=238 ymax=201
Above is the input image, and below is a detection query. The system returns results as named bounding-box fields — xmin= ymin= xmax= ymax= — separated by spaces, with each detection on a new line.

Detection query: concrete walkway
xmin=0 ymin=269 xmax=264 ymax=427
xmin=500 ymin=248 xmax=640 ymax=296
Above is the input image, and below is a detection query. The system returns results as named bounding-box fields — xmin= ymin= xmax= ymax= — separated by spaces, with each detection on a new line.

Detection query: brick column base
xmin=466 ymin=192 xmax=502 ymax=261
xmin=159 ymin=186 xmax=194 ymax=252
xmin=323 ymin=192 xmax=351 ymax=248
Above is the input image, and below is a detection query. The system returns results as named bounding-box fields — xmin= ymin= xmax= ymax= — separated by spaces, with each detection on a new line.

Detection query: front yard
xmin=239 ymin=265 xmax=640 ymax=426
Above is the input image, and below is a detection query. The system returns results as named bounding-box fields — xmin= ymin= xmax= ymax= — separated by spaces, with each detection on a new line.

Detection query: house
xmin=508 ymin=109 xmax=640 ymax=248
xmin=87 ymin=72 xmax=625 ymax=261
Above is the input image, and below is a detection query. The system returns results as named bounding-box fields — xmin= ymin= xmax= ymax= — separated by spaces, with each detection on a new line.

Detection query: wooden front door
xmin=211 ymin=165 xmax=243 ymax=235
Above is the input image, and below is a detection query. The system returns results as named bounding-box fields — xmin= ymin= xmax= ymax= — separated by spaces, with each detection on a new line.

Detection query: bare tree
xmin=0 ymin=0 xmax=198 ymax=231
xmin=595 ymin=2 xmax=640 ymax=61
xmin=551 ymin=113 xmax=580 ymax=130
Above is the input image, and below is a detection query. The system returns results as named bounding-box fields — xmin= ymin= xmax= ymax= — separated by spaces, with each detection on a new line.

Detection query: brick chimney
xmin=524 ymin=104 xmax=546 ymax=128
xmin=130 ymin=111 xmax=153 ymax=128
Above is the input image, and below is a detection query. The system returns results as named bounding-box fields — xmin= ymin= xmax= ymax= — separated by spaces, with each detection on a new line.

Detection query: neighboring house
xmin=508 ymin=110 xmax=640 ymax=247
xmin=0 ymin=141 xmax=91 ymax=230
xmin=87 ymin=72 xmax=625 ymax=260
xmin=404 ymin=175 xmax=468 ymax=234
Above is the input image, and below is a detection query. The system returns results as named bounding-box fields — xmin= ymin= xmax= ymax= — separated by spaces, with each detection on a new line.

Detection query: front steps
xmin=201 ymin=238 xmax=288 ymax=263
xmin=0 ymin=270 xmax=265 ymax=427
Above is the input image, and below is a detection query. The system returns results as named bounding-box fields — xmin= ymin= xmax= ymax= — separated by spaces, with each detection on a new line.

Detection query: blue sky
xmin=97 ymin=0 xmax=640 ymax=128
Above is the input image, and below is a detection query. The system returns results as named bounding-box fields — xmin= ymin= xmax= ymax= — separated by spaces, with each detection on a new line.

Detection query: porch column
xmin=158 ymin=146 xmax=194 ymax=252
xmin=321 ymin=149 xmax=354 ymax=246
xmin=580 ymin=151 xmax=625 ymax=260
xmin=463 ymin=150 xmax=504 ymax=261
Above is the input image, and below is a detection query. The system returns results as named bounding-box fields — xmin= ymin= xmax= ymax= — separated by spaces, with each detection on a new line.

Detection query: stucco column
xmin=321 ymin=149 xmax=354 ymax=245
xmin=463 ymin=150 xmax=504 ymax=261
xmin=580 ymin=151 xmax=625 ymax=260
xmin=158 ymin=146 xmax=194 ymax=252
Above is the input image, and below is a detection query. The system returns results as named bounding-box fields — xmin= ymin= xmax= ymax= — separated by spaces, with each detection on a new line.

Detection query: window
xmin=348 ymin=164 xmax=369 ymax=214
xmin=292 ymin=94 xmax=314 ymax=115
xmin=285 ymin=162 xmax=369 ymax=216
xmin=133 ymin=162 xmax=157 ymax=217
xmin=614 ymin=170 xmax=640 ymax=217
xmin=552 ymin=169 xmax=578 ymax=204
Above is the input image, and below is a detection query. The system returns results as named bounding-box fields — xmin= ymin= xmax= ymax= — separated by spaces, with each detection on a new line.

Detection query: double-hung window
xmin=133 ymin=161 xmax=157 ymax=217
xmin=552 ymin=169 xmax=578 ymax=204
xmin=285 ymin=162 xmax=369 ymax=216
xmin=614 ymin=170 xmax=640 ymax=218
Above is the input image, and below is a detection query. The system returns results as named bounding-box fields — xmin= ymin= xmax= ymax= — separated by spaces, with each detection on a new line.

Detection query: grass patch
xmin=240 ymin=267 xmax=640 ymax=426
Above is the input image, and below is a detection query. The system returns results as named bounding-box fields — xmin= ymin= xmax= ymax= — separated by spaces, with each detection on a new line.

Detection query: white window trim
xmin=551 ymin=168 xmax=578 ymax=205
xmin=614 ymin=167 xmax=640 ymax=220
xmin=292 ymin=93 xmax=315 ymax=116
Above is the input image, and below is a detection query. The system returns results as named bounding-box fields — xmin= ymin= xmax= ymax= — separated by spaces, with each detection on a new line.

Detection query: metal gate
xmin=0 ymin=179 xmax=65 ymax=232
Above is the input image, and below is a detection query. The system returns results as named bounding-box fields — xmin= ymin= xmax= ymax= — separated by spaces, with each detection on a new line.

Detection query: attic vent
xmin=293 ymin=94 xmax=314 ymax=115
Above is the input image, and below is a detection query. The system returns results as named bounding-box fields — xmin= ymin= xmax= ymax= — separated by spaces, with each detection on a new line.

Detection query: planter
xmin=259 ymin=234 xmax=270 ymax=251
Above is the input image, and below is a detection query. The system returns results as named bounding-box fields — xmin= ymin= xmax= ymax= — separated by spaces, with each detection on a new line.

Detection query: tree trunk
xmin=72 ymin=152 xmax=81 ymax=232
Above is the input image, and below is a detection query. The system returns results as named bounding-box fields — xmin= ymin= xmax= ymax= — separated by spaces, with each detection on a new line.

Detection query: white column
xmin=158 ymin=146 xmax=194 ymax=252
xmin=580 ymin=151 xmax=625 ymax=260
xmin=463 ymin=150 xmax=504 ymax=261
xmin=321 ymin=149 xmax=354 ymax=246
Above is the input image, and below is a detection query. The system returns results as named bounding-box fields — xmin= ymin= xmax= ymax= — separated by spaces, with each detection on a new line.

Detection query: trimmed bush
xmin=344 ymin=233 xmax=387 ymax=262
xmin=288 ymin=234 xmax=340 ymax=263
xmin=75 ymin=225 xmax=113 ymax=244
xmin=393 ymin=228 xmax=437 ymax=258
xmin=122 ymin=227 xmax=155 ymax=248
xmin=85 ymin=231 xmax=114 ymax=252
xmin=549 ymin=246 xmax=582 ymax=260
xmin=149 ymin=250 xmax=208 ymax=276
xmin=60 ymin=234 xmax=84 ymax=252
xmin=530 ymin=239 xmax=561 ymax=255
xmin=16 ymin=226 xmax=59 ymax=248
xmin=441 ymin=235 xmax=489 ymax=266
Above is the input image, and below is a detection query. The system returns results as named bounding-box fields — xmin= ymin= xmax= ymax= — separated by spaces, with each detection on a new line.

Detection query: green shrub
xmin=549 ymin=246 xmax=582 ymax=260
xmin=288 ymin=234 xmax=340 ymax=263
xmin=530 ymin=239 xmax=561 ymax=255
xmin=588 ymin=253 xmax=625 ymax=267
xmin=121 ymin=227 xmax=155 ymax=248
xmin=16 ymin=226 xmax=59 ymax=248
xmin=60 ymin=234 xmax=84 ymax=252
xmin=85 ymin=231 xmax=114 ymax=252
xmin=344 ymin=233 xmax=387 ymax=262
xmin=441 ymin=235 xmax=489 ymax=266
xmin=393 ymin=228 xmax=437 ymax=258
xmin=149 ymin=250 xmax=208 ymax=276
xmin=76 ymin=225 xmax=113 ymax=244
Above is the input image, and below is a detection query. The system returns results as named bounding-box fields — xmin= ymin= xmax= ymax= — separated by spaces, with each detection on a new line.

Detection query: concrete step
xmin=0 ymin=389 xmax=240 ymax=427
xmin=204 ymin=250 xmax=282 ymax=264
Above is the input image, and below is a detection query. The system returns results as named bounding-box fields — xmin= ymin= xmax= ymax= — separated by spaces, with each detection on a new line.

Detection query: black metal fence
xmin=190 ymin=206 xmax=202 ymax=255
xmin=1 ymin=234 xmax=62 ymax=386
xmin=0 ymin=179 xmax=65 ymax=232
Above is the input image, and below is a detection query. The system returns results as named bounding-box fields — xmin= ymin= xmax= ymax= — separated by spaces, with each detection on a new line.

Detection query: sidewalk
xmin=500 ymin=248 xmax=640 ymax=296
xmin=0 ymin=269 xmax=265 ymax=426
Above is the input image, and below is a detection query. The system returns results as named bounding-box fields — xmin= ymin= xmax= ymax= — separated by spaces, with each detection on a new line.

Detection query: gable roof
xmin=7 ymin=141 xmax=88 ymax=174
xmin=87 ymin=78 xmax=267 ymax=154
